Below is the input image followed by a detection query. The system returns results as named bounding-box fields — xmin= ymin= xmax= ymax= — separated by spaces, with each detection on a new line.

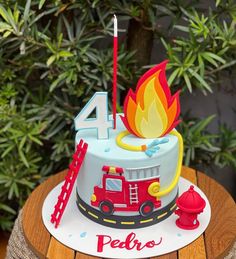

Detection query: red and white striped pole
xmin=112 ymin=14 xmax=118 ymax=129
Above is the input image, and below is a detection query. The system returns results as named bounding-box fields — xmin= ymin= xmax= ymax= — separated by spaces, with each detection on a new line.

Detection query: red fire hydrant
xmin=175 ymin=185 xmax=206 ymax=230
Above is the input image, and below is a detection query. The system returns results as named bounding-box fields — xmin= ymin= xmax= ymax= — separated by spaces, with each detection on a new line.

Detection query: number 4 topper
xmin=74 ymin=92 xmax=113 ymax=139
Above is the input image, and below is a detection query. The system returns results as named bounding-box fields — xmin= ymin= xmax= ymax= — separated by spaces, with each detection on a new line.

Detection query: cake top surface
xmin=76 ymin=114 xmax=178 ymax=161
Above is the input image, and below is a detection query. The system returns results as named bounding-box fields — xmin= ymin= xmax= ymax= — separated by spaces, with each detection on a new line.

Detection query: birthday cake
xmin=46 ymin=16 xmax=211 ymax=257
xmin=73 ymin=60 xmax=183 ymax=229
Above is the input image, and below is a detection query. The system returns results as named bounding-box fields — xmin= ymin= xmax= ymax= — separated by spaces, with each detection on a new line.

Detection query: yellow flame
xmin=135 ymin=77 xmax=168 ymax=138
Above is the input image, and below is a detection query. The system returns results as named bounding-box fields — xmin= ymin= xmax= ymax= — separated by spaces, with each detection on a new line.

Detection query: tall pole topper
xmin=113 ymin=14 xmax=118 ymax=129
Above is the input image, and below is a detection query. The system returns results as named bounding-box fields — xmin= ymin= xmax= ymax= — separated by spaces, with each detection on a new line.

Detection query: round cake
xmin=70 ymin=60 xmax=183 ymax=229
xmin=75 ymin=115 xmax=182 ymax=228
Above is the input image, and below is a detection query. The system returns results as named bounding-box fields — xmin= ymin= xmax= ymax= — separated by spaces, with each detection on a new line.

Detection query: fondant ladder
xmin=50 ymin=139 xmax=88 ymax=228
xmin=129 ymin=184 xmax=139 ymax=204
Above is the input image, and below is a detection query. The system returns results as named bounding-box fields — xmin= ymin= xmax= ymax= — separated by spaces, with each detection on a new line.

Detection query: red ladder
xmin=50 ymin=139 xmax=88 ymax=228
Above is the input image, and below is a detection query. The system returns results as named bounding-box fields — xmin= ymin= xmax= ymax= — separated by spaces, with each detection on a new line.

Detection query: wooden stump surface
xmin=22 ymin=166 xmax=236 ymax=259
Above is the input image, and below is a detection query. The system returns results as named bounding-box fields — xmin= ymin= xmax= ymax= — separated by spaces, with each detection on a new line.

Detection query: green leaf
xmin=91 ymin=0 xmax=100 ymax=8
xmin=160 ymin=37 xmax=168 ymax=50
xmin=13 ymin=182 xmax=19 ymax=198
xmin=45 ymin=41 xmax=56 ymax=53
xmin=59 ymin=50 xmax=74 ymax=57
xmin=0 ymin=5 xmax=9 ymax=23
xmin=62 ymin=15 xmax=73 ymax=42
xmin=57 ymin=33 xmax=63 ymax=48
xmin=1 ymin=144 xmax=14 ymax=158
xmin=28 ymin=135 xmax=43 ymax=145
xmin=6 ymin=7 xmax=18 ymax=33
xmin=189 ymin=68 xmax=212 ymax=93
xmin=184 ymin=50 xmax=195 ymax=65
xmin=216 ymin=0 xmax=221 ymax=7
xmin=190 ymin=115 xmax=216 ymax=134
xmin=18 ymin=149 xmax=29 ymax=168
xmin=205 ymin=52 xmax=225 ymax=64
xmin=185 ymin=148 xmax=191 ymax=166
xmin=39 ymin=0 xmax=46 ymax=10
xmin=183 ymin=73 xmax=192 ymax=92
xmin=168 ymin=69 xmax=179 ymax=86
xmin=174 ymin=25 xmax=189 ymax=32
xmin=20 ymin=41 xmax=25 ymax=55
xmin=24 ymin=0 xmax=31 ymax=21
xmin=0 ymin=204 xmax=15 ymax=214
xmin=19 ymin=136 xmax=27 ymax=150
xmin=212 ymin=60 xmax=236 ymax=73
xmin=8 ymin=186 xmax=13 ymax=200
xmin=157 ymin=5 xmax=175 ymax=17
xmin=29 ymin=7 xmax=57 ymax=26
xmin=49 ymin=72 xmax=68 ymax=92
xmin=3 ymin=30 xmax=11 ymax=37
xmin=47 ymin=55 xmax=56 ymax=66
xmin=13 ymin=4 xmax=20 ymax=23
xmin=201 ymin=52 xmax=218 ymax=67
xmin=198 ymin=54 xmax=205 ymax=77
xmin=0 ymin=21 xmax=11 ymax=31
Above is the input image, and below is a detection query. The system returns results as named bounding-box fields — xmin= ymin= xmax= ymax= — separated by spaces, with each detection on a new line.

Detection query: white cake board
xmin=42 ymin=177 xmax=211 ymax=258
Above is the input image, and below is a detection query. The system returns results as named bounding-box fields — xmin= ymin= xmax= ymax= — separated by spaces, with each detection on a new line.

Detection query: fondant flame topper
xmin=121 ymin=60 xmax=181 ymax=138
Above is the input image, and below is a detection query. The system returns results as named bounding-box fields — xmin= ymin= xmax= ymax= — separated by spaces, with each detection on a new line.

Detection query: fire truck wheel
xmin=99 ymin=201 xmax=114 ymax=216
xmin=139 ymin=201 xmax=154 ymax=217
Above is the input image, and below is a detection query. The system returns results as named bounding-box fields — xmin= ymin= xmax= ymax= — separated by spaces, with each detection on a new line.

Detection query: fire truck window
xmin=106 ymin=179 xmax=122 ymax=191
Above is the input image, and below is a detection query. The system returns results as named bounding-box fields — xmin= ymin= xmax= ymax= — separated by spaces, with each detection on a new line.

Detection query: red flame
xmin=120 ymin=60 xmax=181 ymax=138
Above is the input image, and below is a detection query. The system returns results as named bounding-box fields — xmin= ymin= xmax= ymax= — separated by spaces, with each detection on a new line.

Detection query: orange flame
xmin=121 ymin=60 xmax=180 ymax=138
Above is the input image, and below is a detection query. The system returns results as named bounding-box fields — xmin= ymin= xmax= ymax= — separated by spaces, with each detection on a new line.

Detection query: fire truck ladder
xmin=50 ymin=139 xmax=88 ymax=228
xmin=129 ymin=184 xmax=139 ymax=204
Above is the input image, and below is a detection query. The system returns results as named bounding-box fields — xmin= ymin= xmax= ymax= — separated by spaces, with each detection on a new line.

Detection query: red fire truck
xmin=91 ymin=165 xmax=161 ymax=217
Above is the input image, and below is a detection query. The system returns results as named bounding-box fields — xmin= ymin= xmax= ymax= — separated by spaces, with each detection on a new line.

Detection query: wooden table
xmin=22 ymin=166 xmax=236 ymax=259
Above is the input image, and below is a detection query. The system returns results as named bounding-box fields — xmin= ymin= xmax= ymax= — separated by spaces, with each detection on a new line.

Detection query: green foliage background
xmin=0 ymin=0 xmax=235 ymax=231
